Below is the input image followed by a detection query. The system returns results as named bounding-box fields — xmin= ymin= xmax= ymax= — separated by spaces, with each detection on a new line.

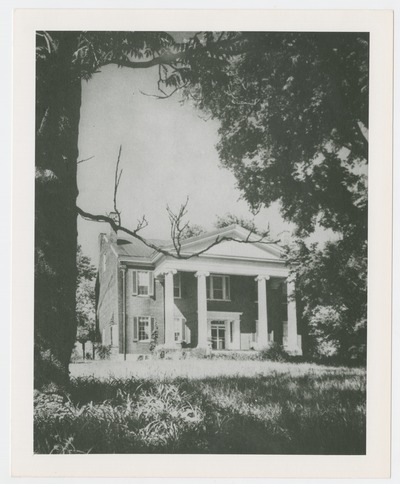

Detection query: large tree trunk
xmin=35 ymin=32 xmax=81 ymax=389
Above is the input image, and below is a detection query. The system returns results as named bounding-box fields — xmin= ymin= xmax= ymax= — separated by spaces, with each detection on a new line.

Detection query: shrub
xmin=34 ymin=380 xmax=205 ymax=454
xmin=136 ymin=383 xmax=204 ymax=450
xmin=96 ymin=344 xmax=111 ymax=360
xmin=70 ymin=345 xmax=81 ymax=363
xmin=259 ymin=343 xmax=289 ymax=362
xmin=149 ymin=323 xmax=159 ymax=353
xmin=186 ymin=348 xmax=210 ymax=359
xmin=35 ymin=364 xmax=366 ymax=455
xmin=308 ymin=306 xmax=342 ymax=360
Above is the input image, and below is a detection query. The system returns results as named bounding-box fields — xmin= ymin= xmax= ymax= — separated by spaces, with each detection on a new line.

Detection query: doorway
xmin=211 ymin=321 xmax=226 ymax=350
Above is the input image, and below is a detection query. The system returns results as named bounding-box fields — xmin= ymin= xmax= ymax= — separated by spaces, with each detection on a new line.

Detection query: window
xmin=174 ymin=273 xmax=181 ymax=298
xmin=132 ymin=316 xmax=155 ymax=342
xmin=211 ymin=321 xmax=226 ymax=350
xmin=138 ymin=317 xmax=151 ymax=341
xmin=138 ymin=271 xmax=150 ymax=295
xmin=132 ymin=270 xmax=154 ymax=296
xmin=174 ymin=317 xmax=190 ymax=343
xmin=174 ymin=317 xmax=182 ymax=341
xmin=207 ymin=275 xmax=230 ymax=301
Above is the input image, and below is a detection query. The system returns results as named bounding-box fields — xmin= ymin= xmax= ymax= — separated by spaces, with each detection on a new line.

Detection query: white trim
xmin=207 ymin=311 xmax=243 ymax=320
xmin=154 ymin=257 xmax=290 ymax=279
xmin=151 ymin=225 xmax=284 ymax=263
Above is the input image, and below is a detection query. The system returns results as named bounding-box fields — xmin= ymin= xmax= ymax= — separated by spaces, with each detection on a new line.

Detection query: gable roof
xmin=112 ymin=225 xmax=284 ymax=264
xmin=153 ymin=225 xmax=284 ymax=261
xmin=114 ymin=237 xmax=169 ymax=260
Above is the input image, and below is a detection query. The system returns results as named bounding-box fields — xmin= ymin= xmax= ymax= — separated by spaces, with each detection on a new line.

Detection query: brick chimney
xmin=108 ymin=212 xmax=119 ymax=244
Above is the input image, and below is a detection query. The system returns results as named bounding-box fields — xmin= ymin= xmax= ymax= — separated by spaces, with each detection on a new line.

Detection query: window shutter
xmin=151 ymin=317 xmax=155 ymax=337
xmin=206 ymin=277 xmax=210 ymax=299
xmin=185 ymin=324 xmax=191 ymax=345
xmin=225 ymin=276 xmax=230 ymax=300
xmin=148 ymin=272 xmax=154 ymax=296
xmin=132 ymin=271 xmax=137 ymax=295
xmin=133 ymin=316 xmax=138 ymax=341
xmin=181 ymin=319 xmax=186 ymax=342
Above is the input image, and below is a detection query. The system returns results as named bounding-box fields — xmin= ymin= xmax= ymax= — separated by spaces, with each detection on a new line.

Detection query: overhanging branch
xmin=77 ymin=146 xmax=274 ymax=261
xmin=76 ymin=205 xmax=273 ymax=260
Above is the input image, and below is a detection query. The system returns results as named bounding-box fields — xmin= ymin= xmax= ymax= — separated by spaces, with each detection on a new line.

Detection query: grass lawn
xmin=35 ymin=359 xmax=366 ymax=455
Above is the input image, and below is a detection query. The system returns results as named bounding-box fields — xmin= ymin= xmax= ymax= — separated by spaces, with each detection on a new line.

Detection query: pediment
xmin=152 ymin=225 xmax=284 ymax=263
xmin=201 ymin=239 xmax=282 ymax=260
xmin=192 ymin=238 xmax=282 ymax=260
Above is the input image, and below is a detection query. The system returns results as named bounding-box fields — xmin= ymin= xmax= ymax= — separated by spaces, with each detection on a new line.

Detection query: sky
xmin=77 ymin=63 xmax=296 ymax=264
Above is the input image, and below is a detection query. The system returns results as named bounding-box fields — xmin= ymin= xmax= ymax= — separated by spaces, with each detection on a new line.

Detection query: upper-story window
xmin=132 ymin=270 xmax=154 ymax=297
xmin=174 ymin=273 xmax=181 ymax=298
xmin=207 ymin=275 xmax=230 ymax=301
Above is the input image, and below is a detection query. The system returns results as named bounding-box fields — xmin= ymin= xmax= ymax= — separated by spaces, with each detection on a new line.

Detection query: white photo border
xmin=11 ymin=8 xmax=393 ymax=478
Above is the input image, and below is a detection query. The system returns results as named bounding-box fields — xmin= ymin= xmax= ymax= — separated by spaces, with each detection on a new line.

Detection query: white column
xmin=195 ymin=271 xmax=210 ymax=348
xmin=256 ymin=275 xmax=270 ymax=348
xmin=287 ymin=278 xmax=299 ymax=352
xmin=164 ymin=269 xmax=177 ymax=347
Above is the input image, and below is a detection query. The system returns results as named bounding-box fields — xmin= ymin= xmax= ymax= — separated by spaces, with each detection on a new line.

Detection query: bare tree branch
xmin=76 ymin=146 xmax=275 ymax=261
xmin=77 ymin=204 xmax=274 ymax=260
xmin=77 ymin=155 xmax=95 ymax=164
xmin=166 ymin=197 xmax=191 ymax=256
xmin=113 ymin=145 xmax=123 ymax=226
xmin=139 ymin=83 xmax=188 ymax=100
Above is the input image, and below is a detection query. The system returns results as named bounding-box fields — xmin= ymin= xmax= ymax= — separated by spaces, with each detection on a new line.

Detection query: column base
xmin=254 ymin=341 xmax=270 ymax=351
xmin=284 ymin=345 xmax=303 ymax=356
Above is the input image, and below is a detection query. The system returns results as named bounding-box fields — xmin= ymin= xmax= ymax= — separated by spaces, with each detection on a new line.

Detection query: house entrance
xmin=211 ymin=321 xmax=226 ymax=350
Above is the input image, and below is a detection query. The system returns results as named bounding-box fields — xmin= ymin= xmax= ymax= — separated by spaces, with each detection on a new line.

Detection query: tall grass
xmin=35 ymin=361 xmax=366 ymax=454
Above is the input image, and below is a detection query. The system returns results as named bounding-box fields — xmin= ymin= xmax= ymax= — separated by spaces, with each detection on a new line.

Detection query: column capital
xmin=195 ymin=271 xmax=210 ymax=278
xmin=164 ymin=269 xmax=177 ymax=276
xmin=156 ymin=269 xmax=177 ymax=278
xmin=255 ymin=275 xmax=270 ymax=282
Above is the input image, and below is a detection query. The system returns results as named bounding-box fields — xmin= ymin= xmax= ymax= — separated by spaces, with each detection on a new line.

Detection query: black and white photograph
xmin=9 ymin=6 xmax=394 ymax=479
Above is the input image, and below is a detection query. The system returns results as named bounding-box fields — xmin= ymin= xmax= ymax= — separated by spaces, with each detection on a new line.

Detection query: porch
xmin=155 ymin=267 xmax=302 ymax=355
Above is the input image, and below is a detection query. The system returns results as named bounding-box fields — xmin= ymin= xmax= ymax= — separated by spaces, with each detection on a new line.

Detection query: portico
xmin=154 ymin=236 xmax=301 ymax=355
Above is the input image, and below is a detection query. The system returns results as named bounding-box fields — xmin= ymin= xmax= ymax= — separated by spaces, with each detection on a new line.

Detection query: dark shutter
xmin=149 ymin=272 xmax=154 ymax=296
xmin=151 ymin=317 xmax=155 ymax=337
xmin=132 ymin=271 xmax=137 ymax=295
xmin=181 ymin=319 xmax=186 ymax=342
xmin=133 ymin=316 xmax=138 ymax=341
xmin=225 ymin=276 xmax=230 ymax=300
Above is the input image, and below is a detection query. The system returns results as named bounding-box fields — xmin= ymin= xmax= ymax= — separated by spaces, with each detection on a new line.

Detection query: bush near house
xmin=34 ymin=359 xmax=366 ymax=455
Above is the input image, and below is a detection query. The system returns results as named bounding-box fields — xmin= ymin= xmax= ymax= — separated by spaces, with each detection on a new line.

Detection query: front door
xmin=211 ymin=321 xmax=226 ymax=350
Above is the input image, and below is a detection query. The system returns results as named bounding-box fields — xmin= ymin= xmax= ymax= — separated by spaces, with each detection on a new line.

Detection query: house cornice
xmin=150 ymin=225 xmax=283 ymax=263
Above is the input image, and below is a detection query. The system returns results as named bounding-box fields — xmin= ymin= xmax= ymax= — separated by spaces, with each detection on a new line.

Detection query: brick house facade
xmin=96 ymin=225 xmax=302 ymax=358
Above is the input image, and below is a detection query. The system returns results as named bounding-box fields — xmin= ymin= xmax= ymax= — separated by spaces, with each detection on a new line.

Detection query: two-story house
xmin=96 ymin=224 xmax=302 ymax=358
